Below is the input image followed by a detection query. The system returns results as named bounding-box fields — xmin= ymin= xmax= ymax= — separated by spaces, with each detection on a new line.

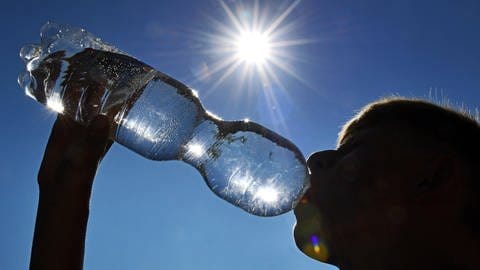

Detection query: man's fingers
xmin=38 ymin=115 xmax=113 ymax=185
xmin=38 ymin=116 xmax=86 ymax=183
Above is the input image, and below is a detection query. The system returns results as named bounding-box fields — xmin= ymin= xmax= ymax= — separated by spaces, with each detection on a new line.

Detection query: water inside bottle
xmin=18 ymin=22 xmax=310 ymax=216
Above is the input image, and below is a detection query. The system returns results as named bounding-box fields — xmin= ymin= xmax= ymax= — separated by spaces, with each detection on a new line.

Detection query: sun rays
xmin=192 ymin=0 xmax=308 ymax=93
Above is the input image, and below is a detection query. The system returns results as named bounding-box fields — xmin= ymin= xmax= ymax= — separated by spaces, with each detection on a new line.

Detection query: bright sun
xmin=193 ymin=0 xmax=307 ymax=92
xmin=236 ymin=31 xmax=271 ymax=64
xmin=188 ymin=0 xmax=309 ymax=134
xmin=189 ymin=0 xmax=311 ymax=135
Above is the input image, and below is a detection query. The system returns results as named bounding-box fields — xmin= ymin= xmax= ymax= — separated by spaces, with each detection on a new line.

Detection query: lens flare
xmin=298 ymin=234 xmax=329 ymax=261
xmin=311 ymin=235 xmax=320 ymax=253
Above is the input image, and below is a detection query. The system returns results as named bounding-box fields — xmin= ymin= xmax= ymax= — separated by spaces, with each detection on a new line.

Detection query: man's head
xmin=294 ymin=98 xmax=480 ymax=270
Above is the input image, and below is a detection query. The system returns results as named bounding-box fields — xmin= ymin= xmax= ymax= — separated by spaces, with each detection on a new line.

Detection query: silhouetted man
xmin=30 ymin=98 xmax=480 ymax=270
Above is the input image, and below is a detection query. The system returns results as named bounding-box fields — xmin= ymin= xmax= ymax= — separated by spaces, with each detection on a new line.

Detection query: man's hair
xmin=338 ymin=97 xmax=480 ymax=234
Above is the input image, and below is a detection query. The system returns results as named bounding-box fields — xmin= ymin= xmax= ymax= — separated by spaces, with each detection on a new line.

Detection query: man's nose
xmin=307 ymin=150 xmax=338 ymax=171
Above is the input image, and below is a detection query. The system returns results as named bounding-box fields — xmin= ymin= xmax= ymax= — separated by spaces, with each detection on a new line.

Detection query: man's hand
xmin=30 ymin=115 xmax=112 ymax=270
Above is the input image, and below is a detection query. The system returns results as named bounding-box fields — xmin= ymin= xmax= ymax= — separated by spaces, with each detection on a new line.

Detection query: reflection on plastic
xmin=18 ymin=22 xmax=310 ymax=216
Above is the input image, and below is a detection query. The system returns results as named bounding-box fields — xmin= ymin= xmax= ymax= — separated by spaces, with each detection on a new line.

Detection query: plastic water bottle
xmin=18 ymin=22 xmax=309 ymax=216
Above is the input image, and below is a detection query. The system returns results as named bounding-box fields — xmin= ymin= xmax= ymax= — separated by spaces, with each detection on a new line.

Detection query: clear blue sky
xmin=1 ymin=0 xmax=479 ymax=269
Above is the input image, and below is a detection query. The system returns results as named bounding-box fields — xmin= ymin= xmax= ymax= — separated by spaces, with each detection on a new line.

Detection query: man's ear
xmin=415 ymin=154 xmax=457 ymax=194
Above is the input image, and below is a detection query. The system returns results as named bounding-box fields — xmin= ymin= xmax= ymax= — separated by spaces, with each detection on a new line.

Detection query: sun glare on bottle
xmin=236 ymin=31 xmax=271 ymax=65
xmin=46 ymin=94 xmax=65 ymax=113
xmin=187 ymin=143 xmax=205 ymax=158
xmin=255 ymin=186 xmax=279 ymax=204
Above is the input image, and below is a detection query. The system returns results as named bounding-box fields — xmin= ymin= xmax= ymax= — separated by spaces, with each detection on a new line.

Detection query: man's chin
xmin=293 ymin=221 xmax=330 ymax=262
xmin=293 ymin=203 xmax=331 ymax=263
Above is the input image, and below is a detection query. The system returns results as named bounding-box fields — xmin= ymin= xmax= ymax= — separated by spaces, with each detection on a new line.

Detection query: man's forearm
xmin=30 ymin=116 xmax=111 ymax=270
xmin=30 ymin=182 xmax=92 ymax=270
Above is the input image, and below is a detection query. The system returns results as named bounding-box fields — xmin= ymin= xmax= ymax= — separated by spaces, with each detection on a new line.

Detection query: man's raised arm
xmin=30 ymin=115 xmax=112 ymax=270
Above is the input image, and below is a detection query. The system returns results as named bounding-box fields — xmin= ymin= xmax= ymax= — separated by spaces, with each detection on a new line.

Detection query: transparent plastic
xmin=18 ymin=22 xmax=309 ymax=216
